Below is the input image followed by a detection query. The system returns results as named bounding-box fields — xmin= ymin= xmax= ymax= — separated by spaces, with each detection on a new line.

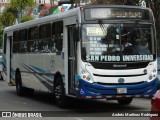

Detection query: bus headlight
xmin=149 ymin=75 xmax=153 ymax=80
xmin=152 ymin=69 xmax=157 ymax=78
xmin=80 ymin=69 xmax=94 ymax=83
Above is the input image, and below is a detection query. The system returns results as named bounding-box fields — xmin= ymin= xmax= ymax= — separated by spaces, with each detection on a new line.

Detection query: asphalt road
xmin=0 ymin=80 xmax=155 ymax=120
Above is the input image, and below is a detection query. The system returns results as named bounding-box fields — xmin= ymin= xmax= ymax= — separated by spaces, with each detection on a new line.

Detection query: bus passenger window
xmin=13 ymin=31 xmax=19 ymax=42
xmin=51 ymin=34 xmax=57 ymax=52
xmin=19 ymin=42 xmax=27 ymax=53
xmin=38 ymin=39 xmax=50 ymax=53
xmin=39 ymin=23 xmax=51 ymax=53
xmin=28 ymin=41 xmax=36 ymax=52
xmin=13 ymin=43 xmax=19 ymax=53
xmin=28 ymin=26 xmax=39 ymax=53
xmin=13 ymin=31 xmax=19 ymax=53
xmin=19 ymin=29 xmax=27 ymax=53
xmin=51 ymin=21 xmax=63 ymax=52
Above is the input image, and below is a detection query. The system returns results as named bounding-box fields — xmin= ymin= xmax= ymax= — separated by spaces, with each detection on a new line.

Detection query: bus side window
xmin=3 ymin=34 xmax=7 ymax=54
xmin=13 ymin=31 xmax=19 ymax=53
xmin=39 ymin=23 xmax=51 ymax=53
xmin=51 ymin=21 xmax=63 ymax=53
xmin=19 ymin=29 xmax=27 ymax=53
xmin=28 ymin=26 xmax=39 ymax=53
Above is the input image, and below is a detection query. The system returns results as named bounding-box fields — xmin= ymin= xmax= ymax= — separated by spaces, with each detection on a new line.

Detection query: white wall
xmin=0 ymin=0 xmax=10 ymax=3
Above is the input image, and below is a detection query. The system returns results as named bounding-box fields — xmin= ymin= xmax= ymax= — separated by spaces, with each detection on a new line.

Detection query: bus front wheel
xmin=117 ymin=98 xmax=133 ymax=105
xmin=15 ymin=71 xmax=24 ymax=96
xmin=54 ymin=77 xmax=67 ymax=108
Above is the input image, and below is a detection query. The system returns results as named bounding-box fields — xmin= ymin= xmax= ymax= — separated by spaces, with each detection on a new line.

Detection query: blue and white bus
xmin=2 ymin=5 xmax=158 ymax=107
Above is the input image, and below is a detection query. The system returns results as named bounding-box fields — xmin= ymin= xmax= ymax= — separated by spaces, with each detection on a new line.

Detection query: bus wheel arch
xmin=54 ymin=72 xmax=63 ymax=86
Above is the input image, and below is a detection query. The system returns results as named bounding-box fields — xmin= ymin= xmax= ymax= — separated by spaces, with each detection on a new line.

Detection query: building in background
xmin=0 ymin=0 xmax=10 ymax=13
xmin=34 ymin=0 xmax=51 ymax=5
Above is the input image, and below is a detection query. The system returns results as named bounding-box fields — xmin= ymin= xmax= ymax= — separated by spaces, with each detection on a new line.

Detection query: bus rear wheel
xmin=117 ymin=98 xmax=133 ymax=105
xmin=15 ymin=71 xmax=24 ymax=96
xmin=0 ymin=72 xmax=3 ymax=80
xmin=54 ymin=77 xmax=67 ymax=108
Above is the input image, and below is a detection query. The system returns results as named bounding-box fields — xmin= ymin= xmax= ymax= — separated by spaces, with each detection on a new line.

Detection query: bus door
xmin=6 ymin=34 xmax=13 ymax=83
xmin=68 ymin=25 xmax=77 ymax=95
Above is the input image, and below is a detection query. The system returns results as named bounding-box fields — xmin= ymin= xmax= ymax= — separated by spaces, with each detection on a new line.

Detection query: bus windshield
xmin=81 ymin=23 xmax=155 ymax=62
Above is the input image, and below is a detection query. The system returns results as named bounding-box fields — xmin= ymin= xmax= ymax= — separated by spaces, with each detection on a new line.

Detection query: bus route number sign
xmin=117 ymin=88 xmax=127 ymax=94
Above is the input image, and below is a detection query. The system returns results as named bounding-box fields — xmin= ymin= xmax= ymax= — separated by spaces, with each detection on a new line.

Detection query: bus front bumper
xmin=78 ymin=78 xmax=157 ymax=99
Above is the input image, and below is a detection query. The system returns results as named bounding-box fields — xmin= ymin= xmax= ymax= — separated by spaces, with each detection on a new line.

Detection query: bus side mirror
xmin=73 ymin=27 xmax=79 ymax=42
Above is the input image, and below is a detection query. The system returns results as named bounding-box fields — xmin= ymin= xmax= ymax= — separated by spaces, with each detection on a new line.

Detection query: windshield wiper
xmin=98 ymin=20 xmax=107 ymax=35
xmin=98 ymin=20 xmax=109 ymax=47
xmin=127 ymin=20 xmax=139 ymax=42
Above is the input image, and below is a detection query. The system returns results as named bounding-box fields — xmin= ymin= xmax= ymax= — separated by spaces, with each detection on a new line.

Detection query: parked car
xmin=150 ymin=90 xmax=160 ymax=120
xmin=151 ymin=90 xmax=160 ymax=111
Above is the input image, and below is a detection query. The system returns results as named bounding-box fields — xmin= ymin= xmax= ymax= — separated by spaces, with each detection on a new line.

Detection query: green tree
xmin=145 ymin=0 xmax=160 ymax=36
xmin=21 ymin=15 xmax=33 ymax=23
xmin=145 ymin=0 xmax=160 ymax=55
xmin=0 ymin=0 xmax=35 ymax=27
xmin=0 ymin=5 xmax=17 ymax=41
xmin=10 ymin=0 xmax=34 ymax=12
xmin=0 ymin=6 xmax=17 ymax=48
xmin=10 ymin=0 xmax=34 ymax=22
xmin=0 ymin=0 xmax=35 ymax=48
xmin=0 ymin=6 xmax=17 ymax=27
xmin=0 ymin=23 xmax=3 ymax=49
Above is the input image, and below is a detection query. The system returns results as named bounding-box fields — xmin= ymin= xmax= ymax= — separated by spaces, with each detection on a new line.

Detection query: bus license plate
xmin=117 ymin=88 xmax=127 ymax=94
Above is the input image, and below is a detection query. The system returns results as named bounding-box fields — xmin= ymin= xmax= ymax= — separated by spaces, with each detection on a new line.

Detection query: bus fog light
xmin=86 ymin=75 xmax=91 ymax=81
xmin=83 ymin=75 xmax=87 ymax=79
xmin=149 ymin=75 xmax=153 ymax=80
xmin=153 ymin=74 xmax=156 ymax=78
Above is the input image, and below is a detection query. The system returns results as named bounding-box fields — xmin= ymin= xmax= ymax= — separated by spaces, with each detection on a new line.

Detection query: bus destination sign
xmin=85 ymin=8 xmax=150 ymax=20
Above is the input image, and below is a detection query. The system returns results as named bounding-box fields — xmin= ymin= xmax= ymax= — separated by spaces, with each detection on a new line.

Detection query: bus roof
xmin=4 ymin=7 xmax=81 ymax=32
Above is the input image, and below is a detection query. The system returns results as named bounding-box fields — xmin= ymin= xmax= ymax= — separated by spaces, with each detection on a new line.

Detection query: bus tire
xmin=54 ymin=77 xmax=67 ymax=108
xmin=0 ymin=73 xmax=3 ymax=80
xmin=15 ymin=71 xmax=24 ymax=96
xmin=117 ymin=98 xmax=133 ymax=105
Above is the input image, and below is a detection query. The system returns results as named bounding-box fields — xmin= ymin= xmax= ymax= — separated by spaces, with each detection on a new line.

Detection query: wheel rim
xmin=55 ymin=85 xmax=62 ymax=100
xmin=17 ymin=82 xmax=20 ymax=93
